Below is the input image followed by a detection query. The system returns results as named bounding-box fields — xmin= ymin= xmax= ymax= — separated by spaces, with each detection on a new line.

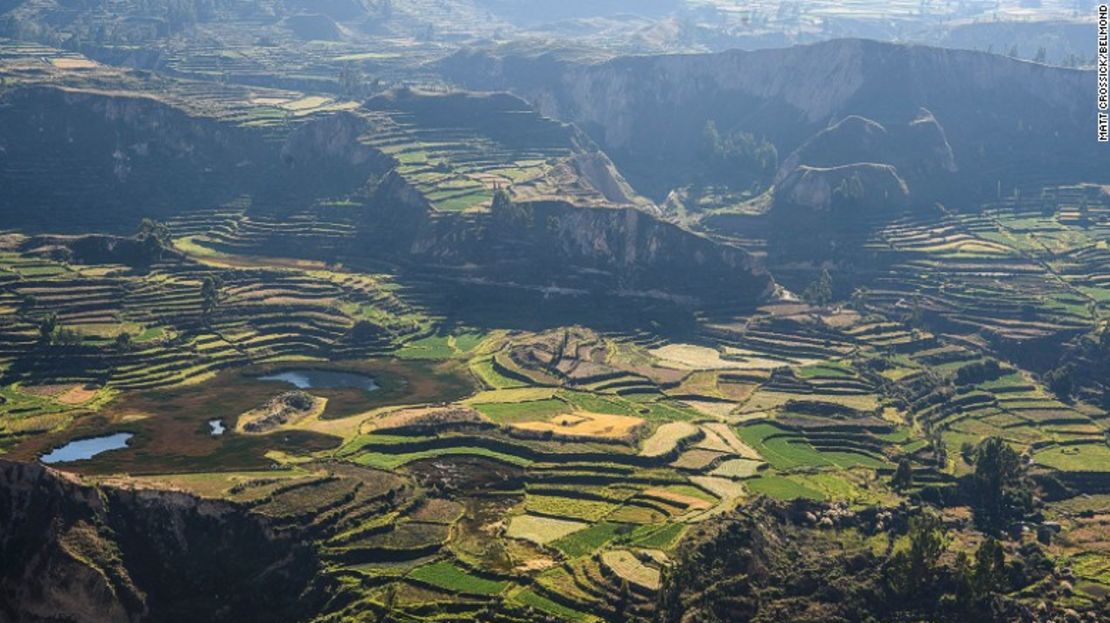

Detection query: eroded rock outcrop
xmin=774 ymin=163 xmax=910 ymax=214
xmin=0 ymin=86 xmax=390 ymax=232
xmin=0 ymin=460 xmax=323 ymax=623
xmin=394 ymin=198 xmax=775 ymax=303
xmin=771 ymin=107 xmax=956 ymax=215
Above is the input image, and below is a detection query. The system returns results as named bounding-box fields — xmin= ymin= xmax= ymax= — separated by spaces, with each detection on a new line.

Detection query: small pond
xmin=258 ymin=369 xmax=379 ymax=392
xmin=40 ymin=432 xmax=134 ymax=464
xmin=208 ymin=419 xmax=225 ymax=436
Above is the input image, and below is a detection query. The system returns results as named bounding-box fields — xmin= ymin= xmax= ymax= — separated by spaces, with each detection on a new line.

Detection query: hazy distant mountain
xmin=440 ymin=38 xmax=1107 ymax=201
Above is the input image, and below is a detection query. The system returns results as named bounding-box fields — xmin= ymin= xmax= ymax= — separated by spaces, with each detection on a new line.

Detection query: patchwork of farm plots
xmin=5 ymin=243 xmax=1110 ymax=617
xmin=0 ymin=234 xmax=433 ymax=452
xmin=4 ymin=182 xmax=1110 ymax=618
xmin=359 ymin=92 xmax=617 ymax=212
xmin=113 ymin=312 xmax=1110 ymax=618
xmin=864 ymin=186 xmax=1110 ymax=344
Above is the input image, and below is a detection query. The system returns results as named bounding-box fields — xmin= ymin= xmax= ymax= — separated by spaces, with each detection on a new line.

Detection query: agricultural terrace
xmin=8 ymin=245 xmax=1110 ymax=619
xmin=2 ymin=57 xmax=1109 ymax=618
xmin=360 ymin=90 xmax=623 ymax=212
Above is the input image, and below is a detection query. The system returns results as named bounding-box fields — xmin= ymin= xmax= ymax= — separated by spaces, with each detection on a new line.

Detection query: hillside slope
xmin=0 ymin=460 xmax=323 ymax=623
xmin=439 ymin=39 xmax=1107 ymax=200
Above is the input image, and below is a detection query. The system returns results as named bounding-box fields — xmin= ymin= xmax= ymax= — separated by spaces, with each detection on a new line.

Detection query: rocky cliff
xmin=0 ymin=80 xmax=766 ymax=305
xmin=0 ymin=86 xmax=390 ymax=232
xmin=774 ymin=163 xmax=910 ymax=214
xmin=0 ymin=460 xmax=323 ymax=623
xmin=362 ymin=179 xmax=774 ymax=304
xmin=439 ymin=39 xmax=1106 ymax=199
xmin=773 ymin=109 xmax=955 ymax=209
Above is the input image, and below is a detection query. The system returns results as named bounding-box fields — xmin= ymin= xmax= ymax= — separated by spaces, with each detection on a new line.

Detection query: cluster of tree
xmin=890 ymin=510 xmax=1056 ymax=619
xmin=891 ymin=457 xmax=914 ymax=490
xmin=1043 ymin=362 xmax=1077 ymax=400
xmin=1043 ymin=325 xmax=1110 ymax=406
xmin=698 ymin=121 xmax=778 ymax=192
xmin=801 ymin=269 xmax=833 ymax=307
xmin=114 ymin=331 xmax=134 ymax=352
xmin=37 ymin=314 xmax=140 ymax=353
xmin=953 ymin=359 xmax=1003 ymax=386
xmin=490 ymin=187 xmax=534 ymax=227
xmin=34 ymin=310 xmax=141 ymax=353
xmin=136 ymin=218 xmax=172 ymax=266
xmin=348 ymin=320 xmax=380 ymax=344
xmin=964 ymin=436 xmax=1037 ymax=534
xmin=654 ymin=498 xmax=1074 ymax=623
xmin=36 ymin=313 xmax=82 ymax=348
xmin=337 ymin=65 xmax=385 ymax=99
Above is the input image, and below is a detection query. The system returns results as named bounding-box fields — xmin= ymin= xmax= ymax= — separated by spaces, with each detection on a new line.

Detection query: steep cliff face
xmin=774 ymin=115 xmax=892 ymax=185
xmin=0 ymin=460 xmax=323 ymax=623
xmin=774 ymin=163 xmax=910 ymax=214
xmin=391 ymin=198 xmax=774 ymax=303
xmin=0 ymin=86 xmax=390 ymax=232
xmin=440 ymin=39 xmax=1106 ymax=198
xmin=774 ymin=109 xmax=955 ymax=207
xmin=340 ymin=162 xmax=771 ymax=305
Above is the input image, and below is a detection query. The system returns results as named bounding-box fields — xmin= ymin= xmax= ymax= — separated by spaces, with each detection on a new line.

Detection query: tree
xmin=349 ymin=320 xmax=379 ymax=344
xmin=849 ymin=286 xmax=869 ymax=311
xmin=136 ymin=218 xmax=171 ymax=265
xmin=114 ymin=331 xmax=133 ymax=352
xmin=491 ymin=187 xmax=513 ymax=214
xmin=1043 ymin=363 xmax=1075 ymax=400
xmin=892 ymin=511 xmax=947 ymax=597
xmin=971 ymin=537 xmax=1007 ymax=596
xmin=1033 ymin=46 xmax=1047 ymax=64
xmin=970 ymin=437 xmax=1035 ymax=534
xmin=930 ymin=432 xmax=948 ymax=468
xmin=892 ymin=457 xmax=914 ymax=491
xmin=802 ymin=269 xmax=833 ymax=307
xmin=138 ymin=218 xmax=169 ymax=243
xmin=38 ymin=312 xmax=58 ymax=345
xmin=491 ymin=187 xmax=532 ymax=227
xmin=200 ymin=275 xmax=222 ymax=319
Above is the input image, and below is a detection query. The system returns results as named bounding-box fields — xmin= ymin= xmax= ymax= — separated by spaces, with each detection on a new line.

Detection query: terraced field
xmin=60 ymin=307 xmax=1102 ymax=619
xmin=6 ymin=171 xmax=1110 ymax=619
xmin=3 ymin=36 xmax=1110 ymax=622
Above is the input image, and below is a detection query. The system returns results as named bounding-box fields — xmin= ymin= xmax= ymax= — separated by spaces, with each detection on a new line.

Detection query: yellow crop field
xmin=510 ymin=411 xmax=644 ymax=442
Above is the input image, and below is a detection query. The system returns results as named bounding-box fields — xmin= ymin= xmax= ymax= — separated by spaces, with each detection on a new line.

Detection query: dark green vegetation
xmin=657 ymin=500 xmax=1091 ymax=623
xmin=0 ymin=6 xmax=1109 ymax=622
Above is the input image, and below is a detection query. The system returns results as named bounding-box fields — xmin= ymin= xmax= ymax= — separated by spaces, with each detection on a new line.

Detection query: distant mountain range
xmin=440 ymin=38 xmax=1108 ymax=202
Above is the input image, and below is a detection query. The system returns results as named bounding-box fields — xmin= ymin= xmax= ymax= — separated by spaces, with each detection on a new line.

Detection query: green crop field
xmin=551 ymin=522 xmax=628 ymax=558
xmin=1 ymin=24 xmax=1108 ymax=623
xmin=408 ymin=562 xmax=507 ymax=595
